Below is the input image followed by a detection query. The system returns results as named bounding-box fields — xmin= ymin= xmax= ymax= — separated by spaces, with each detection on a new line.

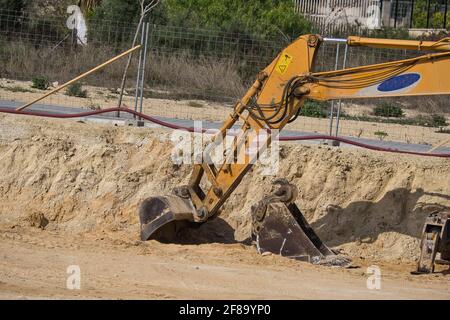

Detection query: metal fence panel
xmin=0 ymin=9 xmax=448 ymax=147
xmin=294 ymin=0 xmax=382 ymax=35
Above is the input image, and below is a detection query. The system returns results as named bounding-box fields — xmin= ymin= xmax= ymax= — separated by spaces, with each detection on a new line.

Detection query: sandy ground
xmin=1 ymin=78 xmax=449 ymax=145
xmin=0 ymin=114 xmax=449 ymax=299
xmin=1 ymin=228 xmax=449 ymax=300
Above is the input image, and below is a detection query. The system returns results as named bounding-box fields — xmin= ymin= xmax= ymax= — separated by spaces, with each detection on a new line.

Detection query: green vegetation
xmin=374 ymin=131 xmax=388 ymax=141
xmin=297 ymin=102 xmax=448 ymax=131
xmin=437 ymin=128 xmax=450 ymax=134
xmin=0 ymin=0 xmax=27 ymax=12
xmin=430 ymin=114 xmax=448 ymax=127
xmin=31 ymin=76 xmax=50 ymax=90
xmin=66 ymin=83 xmax=88 ymax=98
xmin=86 ymin=99 xmax=101 ymax=110
xmin=408 ymin=114 xmax=447 ymax=128
xmin=88 ymin=0 xmax=311 ymax=38
xmin=362 ymin=27 xmax=411 ymax=40
xmin=342 ymin=113 xmax=448 ymax=129
xmin=373 ymin=103 xmax=404 ymax=118
xmin=0 ymin=85 xmax=33 ymax=93
xmin=299 ymin=100 xmax=328 ymax=118
xmin=423 ymin=114 xmax=448 ymax=133
xmin=89 ymin=0 xmax=142 ymax=23
xmin=413 ymin=0 xmax=450 ymax=29
xmin=80 ymin=1 xmax=309 ymax=81
xmin=79 ymin=0 xmax=102 ymax=15
xmin=158 ymin=0 xmax=311 ymax=38
xmin=187 ymin=101 xmax=204 ymax=108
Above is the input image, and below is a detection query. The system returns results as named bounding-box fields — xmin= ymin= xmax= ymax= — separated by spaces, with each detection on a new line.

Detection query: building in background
xmin=382 ymin=0 xmax=413 ymax=28
xmin=294 ymin=0 xmax=450 ymax=35
xmin=294 ymin=0 xmax=383 ymax=35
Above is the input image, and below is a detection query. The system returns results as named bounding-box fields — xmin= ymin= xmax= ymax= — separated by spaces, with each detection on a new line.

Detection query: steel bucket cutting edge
xmin=139 ymin=195 xmax=196 ymax=242
xmin=252 ymin=201 xmax=351 ymax=267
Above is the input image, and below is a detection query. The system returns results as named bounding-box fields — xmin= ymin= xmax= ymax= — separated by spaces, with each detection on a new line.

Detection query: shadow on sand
xmin=310 ymin=188 xmax=450 ymax=247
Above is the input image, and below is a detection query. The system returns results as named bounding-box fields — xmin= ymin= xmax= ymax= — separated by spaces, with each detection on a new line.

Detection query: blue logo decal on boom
xmin=377 ymin=73 xmax=421 ymax=92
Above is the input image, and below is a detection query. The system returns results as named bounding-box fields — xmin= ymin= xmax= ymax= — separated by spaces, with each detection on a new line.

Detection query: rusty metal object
xmin=416 ymin=211 xmax=450 ymax=274
xmin=251 ymin=179 xmax=351 ymax=267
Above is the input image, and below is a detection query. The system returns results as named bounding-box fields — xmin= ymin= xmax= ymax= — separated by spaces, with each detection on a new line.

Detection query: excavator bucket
xmin=139 ymin=195 xmax=196 ymax=242
xmin=139 ymin=181 xmax=349 ymax=266
xmin=251 ymin=179 xmax=351 ymax=266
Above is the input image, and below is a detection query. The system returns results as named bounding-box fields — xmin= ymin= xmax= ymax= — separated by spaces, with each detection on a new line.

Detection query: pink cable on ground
xmin=0 ymin=106 xmax=449 ymax=158
xmin=279 ymin=135 xmax=450 ymax=158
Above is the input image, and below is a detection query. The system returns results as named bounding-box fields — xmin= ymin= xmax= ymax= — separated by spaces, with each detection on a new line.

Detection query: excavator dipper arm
xmin=139 ymin=35 xmax=450 ymax=264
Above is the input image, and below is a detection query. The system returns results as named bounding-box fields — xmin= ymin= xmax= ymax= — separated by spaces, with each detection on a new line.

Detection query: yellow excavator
xmin=139 ymin=35 xmax=450 ymax=265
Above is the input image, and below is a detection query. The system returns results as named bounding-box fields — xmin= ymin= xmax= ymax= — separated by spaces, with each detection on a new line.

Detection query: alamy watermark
xmin=366 ymin=265 xmax=381 ymax=290
xmin=66 ymin=5 xmax=88 ymax=45
xmin=170 ymin=122 xmax=280 ymax=176
xmin=66 ymin=265 xmax=81 ymax=290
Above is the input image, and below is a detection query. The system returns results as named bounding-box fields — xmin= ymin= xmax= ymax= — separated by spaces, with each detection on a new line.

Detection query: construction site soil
xmin=0 ymin=114 xmax=449 ymax=299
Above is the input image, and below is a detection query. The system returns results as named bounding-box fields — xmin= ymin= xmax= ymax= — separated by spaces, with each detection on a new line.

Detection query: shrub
xmin=412 ymin=114 xmax=448 ymax=128
xmin=362 ymin=27 xmax=411 ymax=40
xmin=299 ymin=100 xmax=328 ymax=118
xmin=0 ymin=85 xmax=33 ymax=93
xmin=373 ymin=103 xmax=404 ymax=118
xmin=0 ymin=0 xmax=27 ymax=12
xmin=374 ymin=131 xmax=388 ymax=140
xmin=86 ymin=99 xmax=101 ymax=110
xmin=187 ymin=101 xmax=204 ymax=108
xmin=437 ymin=128 xmax=450 ymax=134
xmin=149 ymin=0 xmax=312 ymax=38
xmin=31 ymin=76 xmax=50 ymax=90
xmin=66 ymin=83 xmax=88 ymax=98
xmin=430 ymin=114 xmax=447 ymax=128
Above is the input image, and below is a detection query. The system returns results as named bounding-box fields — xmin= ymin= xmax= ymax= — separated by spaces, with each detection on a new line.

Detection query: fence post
xmin=410 ymin=0 xmax=415 ymax=28
xmin=335 ymin=43 xmax=348 ymax=138
xmin=139 ymin=22 xmax=150 ymax=119
xmin=328 ymin=43 xmax=340 ymax=138
xmin=444 ymin=0 xmax=448 ymax=29
xmin=394 ymin=0 xmax=400 ymax=28
xmin=134 ymin=22 xmax=145 ymax=119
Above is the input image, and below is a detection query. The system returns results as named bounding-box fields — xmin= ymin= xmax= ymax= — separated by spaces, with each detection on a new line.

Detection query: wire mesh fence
xmin=0 ymin=8 xmax=142 ymax=111
xmin=298 ymin=41 xmax=450 ymax=145
xmin=0 ymin=9 xmax=448 ymax=147
xmin=144 ymin=23 xmax=286 ymax=102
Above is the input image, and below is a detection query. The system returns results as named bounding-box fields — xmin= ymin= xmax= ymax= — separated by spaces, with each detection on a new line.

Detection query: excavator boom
xmin=139 ymin=34 xmax=450 ymax=264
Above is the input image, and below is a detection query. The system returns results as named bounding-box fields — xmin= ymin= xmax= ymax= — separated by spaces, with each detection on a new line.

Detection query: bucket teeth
xmin=139 ymin=181 xmax=351 ymax=267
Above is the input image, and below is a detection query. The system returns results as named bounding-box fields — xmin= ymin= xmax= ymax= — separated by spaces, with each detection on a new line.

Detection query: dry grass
xmin=1 ymin=40 xmax=448 ymax=111
xmin=0 ymin=41 xmax=246 ymax=102
xmin=0 ymin=84 xmax=33 ymax=93
xmin=187 ymin=101 xmax=204 ymax=108
xmin=146 ymin=53 xmax=246 ymax=101
xmin=348 ymin=96 xmax=450 ymax=115
xmin=407 ymin=96 xmax=450 ymax=114
xmin=0 ymin=41 xmax=133 ymax=86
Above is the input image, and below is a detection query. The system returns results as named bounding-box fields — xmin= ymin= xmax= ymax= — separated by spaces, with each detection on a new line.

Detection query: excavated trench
xmin=0 ymin=114 xmax=449 ymax=262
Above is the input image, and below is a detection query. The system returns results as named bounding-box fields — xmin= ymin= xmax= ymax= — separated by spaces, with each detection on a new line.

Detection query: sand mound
xmin=0 ymin=115 xmax=449 ymax=262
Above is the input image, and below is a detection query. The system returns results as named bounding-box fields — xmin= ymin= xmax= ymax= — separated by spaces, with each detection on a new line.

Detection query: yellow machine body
xmin=139 ymin=35 xmax=450 ymax=264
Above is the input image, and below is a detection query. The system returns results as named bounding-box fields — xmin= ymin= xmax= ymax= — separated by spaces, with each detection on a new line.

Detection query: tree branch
xmin=117 ymin=0 xmax=160 ymax=112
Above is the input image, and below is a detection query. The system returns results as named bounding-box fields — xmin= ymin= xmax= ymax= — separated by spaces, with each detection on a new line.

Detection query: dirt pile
xmin=0 ymin=114 xmax=449 ymax=262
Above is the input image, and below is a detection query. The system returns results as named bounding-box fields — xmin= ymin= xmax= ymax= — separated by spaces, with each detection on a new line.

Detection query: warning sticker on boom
xmin=275 ymin=52 xmax=293 ymax=75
